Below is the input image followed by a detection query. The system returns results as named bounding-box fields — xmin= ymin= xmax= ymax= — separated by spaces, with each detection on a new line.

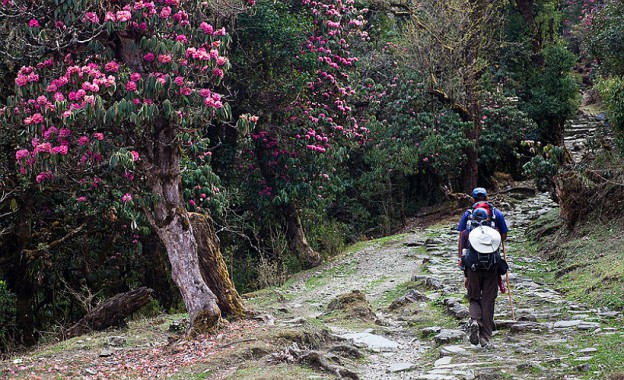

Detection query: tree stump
xmin=64 ymin=287 xmax=153 ymax=339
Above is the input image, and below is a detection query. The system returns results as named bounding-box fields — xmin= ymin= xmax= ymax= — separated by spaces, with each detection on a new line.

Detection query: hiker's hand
xmin=457 ymin=258 xmax=463 ymax=268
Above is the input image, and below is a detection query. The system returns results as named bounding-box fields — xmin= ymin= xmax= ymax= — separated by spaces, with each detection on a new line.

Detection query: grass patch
xmin=230 ymin=363 xmax=330 ymax=379
xmin=374 ymin=281 xmax=419 ymax=308
xmin=342 ymin=233 xmax=410 ymax=254
xmin=304 ymin=261 xmax=357 ymax=290
xmin=561 ymin=330 xmax=624 ymax=379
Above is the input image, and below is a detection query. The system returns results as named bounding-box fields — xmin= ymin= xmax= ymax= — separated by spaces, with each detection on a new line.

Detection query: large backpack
xmin=461 ymin=226 xmax=506 ymax=273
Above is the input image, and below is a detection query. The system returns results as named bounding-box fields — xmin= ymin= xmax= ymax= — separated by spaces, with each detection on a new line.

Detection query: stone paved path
xmin=281 ymin=190 xmax=624 ymax=379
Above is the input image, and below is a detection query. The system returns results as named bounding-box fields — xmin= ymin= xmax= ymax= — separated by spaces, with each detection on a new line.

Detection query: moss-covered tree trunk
xmin=190 ymin=213 xmax=246 ymax=319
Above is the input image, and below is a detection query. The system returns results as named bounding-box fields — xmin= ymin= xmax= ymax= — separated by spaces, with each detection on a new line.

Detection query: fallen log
xmin=64 ymin=287 xmax=154 ymax=339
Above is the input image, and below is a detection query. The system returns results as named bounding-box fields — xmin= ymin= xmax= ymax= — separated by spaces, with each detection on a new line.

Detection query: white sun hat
xmin=468 ymin=225 xmax=502 ymax=253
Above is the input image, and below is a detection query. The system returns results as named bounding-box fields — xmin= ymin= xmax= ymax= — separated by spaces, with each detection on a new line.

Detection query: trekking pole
xmin=502 ymin=242 xmax=516 ymax=320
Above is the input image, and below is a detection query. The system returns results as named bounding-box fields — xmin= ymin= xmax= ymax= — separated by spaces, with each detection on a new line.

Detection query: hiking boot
xmin=480 ymin=336 xmax=493 ymax=349
xmin=468 ymin=320 xmax=480 ymax=345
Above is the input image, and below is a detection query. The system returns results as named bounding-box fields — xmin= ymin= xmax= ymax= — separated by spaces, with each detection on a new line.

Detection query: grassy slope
xmin=526 ymin=209 xmax=624 ymax=311
xmin=526 ymin=208 xmax=624 ymax=379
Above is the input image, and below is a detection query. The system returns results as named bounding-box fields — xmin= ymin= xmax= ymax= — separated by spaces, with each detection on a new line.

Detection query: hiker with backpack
xmin=457 ymin=187 xmax=509 ymax=348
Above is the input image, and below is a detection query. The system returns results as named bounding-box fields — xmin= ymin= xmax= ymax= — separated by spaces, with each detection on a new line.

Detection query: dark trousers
xmin=466 ymin=269 xmax=499 ymax=341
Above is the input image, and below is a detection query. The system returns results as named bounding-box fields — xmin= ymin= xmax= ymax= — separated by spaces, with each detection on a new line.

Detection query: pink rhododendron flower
xmin=104 ymin=12 xmax=116 ymax=22
xmin=180 ymin=87 xmax=192 ymax=96
xmin=29 ymin=19 xmax=40 ymax=28
xmin=15 ymin=149 xmax=30 ymax=160
xmin=143 ymin=52 xmax=155 ymax=61
xmin=83 ymin=95 xmax=95 ymax=104
xmin=77 ymin=196 xmax=87 ymax=202
xmin=78 ymin=136 xmax=89 ymax=146
xmin=59 ymin=128 xmax=71 ymax=138
xmin=116 ymin=10 xmax=132 ymax=22
xmin=200 ymin=22 xmax=213 ymax=34
xmin=131 ymin=151 xmax=139 ymax=161
xmin=158 ymin=54 xmax=172 ymax=63
xmin=15 ymin=76 xmax=28 ymax=87
xmin=54 ymin=92 xmax=65 ymax=102
xmin=43 ymin=126 xmax=58 ymax=140
xmin=122 ymin=193 xmax=132 ymax=203
xmin=94 ymin=132 xmax=104 ymax=140
xmin=31 ymin=113 xmax=44 ymax=124
xmin=160 ymin=6 xmax=172 ymax=18
xmin=126 ymin=81 xmax=137 ymax=91
xmin=36 ymin=172 xmax=53 ymax=183
xmin=176 ymin=34 xmax=187 ymax=43
xmin=174 ymin=76 xmax=185 ymax=86
xmin=130 ymin=73 xmax=141 ymax=81
xmin=52 ymin=145 xmax=68 ymax=155
xmin=104 ymin=61 xmax=119 ymax=72
xmin=83 ymin=12 xmax=100 ymax=24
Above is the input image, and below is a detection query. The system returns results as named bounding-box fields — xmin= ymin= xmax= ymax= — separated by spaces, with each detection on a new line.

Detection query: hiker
xmin=457 ymin=187 xmax=509 ymax=347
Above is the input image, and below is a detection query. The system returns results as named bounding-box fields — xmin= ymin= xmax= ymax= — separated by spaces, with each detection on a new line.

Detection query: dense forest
xmin=1 ymin=0 xmax=623 ymax=353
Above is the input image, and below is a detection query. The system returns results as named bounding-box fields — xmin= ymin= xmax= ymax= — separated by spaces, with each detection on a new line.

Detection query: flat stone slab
xmin=434 ymin=356 xmax=452 ymax=367
xmin=433 ymin=329 xmax=465 ymax=344
xmin=553 ymin=320 xmax=582 ymax=328
xmin=387 ymin=362 xmax=417 ymax=373
xmin=440 ymin=345 xmax=468 ymax=356
xmin=338 ymin=332 xmax=400 ymax=351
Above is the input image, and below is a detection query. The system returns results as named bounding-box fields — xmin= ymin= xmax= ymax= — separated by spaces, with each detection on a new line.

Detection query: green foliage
xmin=586 ymin=2 xmax=624 ymax=77
xmin=521 ymin=142 xmax=565 ymax=191
xmin=479 ymin=94 xmax=539 ymax=179
xmin=301 ymin=209 xmax=347 ymax=258
xmin=595 ymin=76 xmax=624 ymax=143
xmin=0 ymin=280 xmax=16 ymax=351
xmin=520 ymin=43 xmax=580 ymax=144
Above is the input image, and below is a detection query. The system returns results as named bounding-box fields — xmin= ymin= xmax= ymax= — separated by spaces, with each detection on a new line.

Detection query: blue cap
xmin=471 ymin=187 xmax=487 ymax=198
xmin=472 ymin=208 xmax=488 ymax=221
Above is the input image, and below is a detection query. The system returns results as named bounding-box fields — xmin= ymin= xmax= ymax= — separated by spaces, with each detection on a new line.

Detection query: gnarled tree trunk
xmin=3 ymin=197 xmax=36 ymax=346
xmin=190 ymin=213 xmax=245 ymax=319
xmin=282 ymin=202 xmax=321 ymax=269
xmin=515 ymin=0 xmax=544 ymax=66
xmin=144 ymin=117 xmax=221 ymax=331
xmin=253 ymin=128 xmax=321 ymax=268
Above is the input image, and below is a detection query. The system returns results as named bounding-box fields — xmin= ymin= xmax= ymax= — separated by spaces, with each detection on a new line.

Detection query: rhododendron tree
xmin=224 ymin=0 xmax=366 ymax=269
xmin=0 ymin=0 xmax=245 ymax=330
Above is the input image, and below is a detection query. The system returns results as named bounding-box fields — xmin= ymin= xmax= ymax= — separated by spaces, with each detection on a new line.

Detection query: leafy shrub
xmin=0 ymin=280 xmax=16 ymax=352
xmin=595 ymin=76 xmax=624 ymax=144
xmin=522 ymin=142 xmax=566 ymax=191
